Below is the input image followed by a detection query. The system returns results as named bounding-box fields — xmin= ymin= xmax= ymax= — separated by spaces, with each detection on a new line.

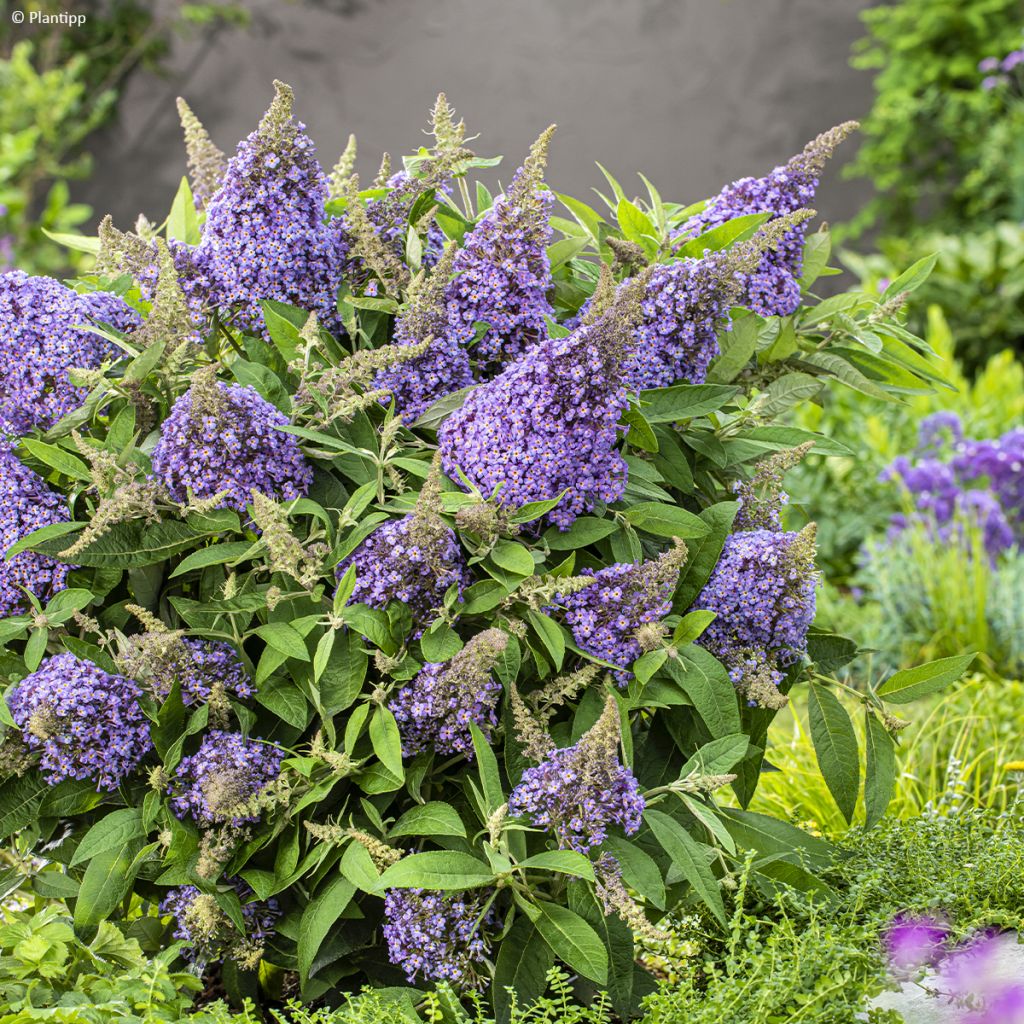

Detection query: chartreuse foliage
xmin=0 ymin=85 xmax=970 ymax=1016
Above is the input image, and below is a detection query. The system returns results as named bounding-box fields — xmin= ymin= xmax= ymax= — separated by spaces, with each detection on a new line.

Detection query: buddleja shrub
xmin=0 ymin=83 xmax=972 ymax=1017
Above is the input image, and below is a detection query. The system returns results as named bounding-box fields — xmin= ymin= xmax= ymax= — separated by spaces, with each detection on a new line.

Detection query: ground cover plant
xmin=0 ymin=84 xmax=974 ymax=1017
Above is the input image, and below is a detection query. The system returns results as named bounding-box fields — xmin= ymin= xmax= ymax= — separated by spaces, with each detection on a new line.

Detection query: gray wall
xmin=79 ymin=0 xmax=875 ymax=235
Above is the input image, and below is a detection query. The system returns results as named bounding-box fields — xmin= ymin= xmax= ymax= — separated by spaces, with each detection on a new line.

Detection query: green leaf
xmin=0 ymin=775 xmax=49 ymax=840
xmin=882 ymin=252 xmax=938 ymax=302
xmin=601 ymin=834 xmax=666 ymax=909
xmin=319 ymin=630 xmax=368 ymax=715
xmin=527 ymin=610 xmax=565 ymax=671
xmin=375 ymin=851 xmax=495 ymax=891
xmin=756 ymin=372 xmax=823 ymax=419
xmin=341 ymin=841 xmax=380 ymax=892
xmin=708 ymin=314 xmax=761 ymax=383
xmin=412 ymin=385 xmax=477 ymax=429
xmin=19 ymin=439 xmax=91 ymax=481
xmin=720 ymin=808 xmax=833 ymax=870
xmin=254 ymin=622 xmax=310 ymax=662
xmin=298 ymin=875 xmax=356 ymax=984
xmin=617 ymin=198 xmax=657 ymax=248
xmin=38 ymin=780 xmax=104 ymax=818
xmin=623 ymin=502 xmax=710 ymax=540
xmin=645 ymin=810 xmax=726 ymax=927
xmin=534 ymin=901 xmax=608 ymax=984
xmin=262 ymin=300 xmax=308 ymax=362
xmin=876 ymin=653 xmax=975 ymax=705
xmin=807 ymin=682 xmax=860 ymax=824
xmin=169 ymin=542 xmax=252 ymax=578
xmin=663 ymin=647 xmax=740 ymax=739
xmin=671 ymin=610 xmax=716 ymax=647
xmin=167 ymin=177 xmax=201 ymax=244
xmin=518 ymin=850 xmax=595 ymax=881
xmin=864 ymin=710 xmax=896 ymax=829
xmin=420 ymin=621 xmax=464 ymax=663
xmin=33 ymin=521 xmax=212 ymax=568
xmin=492 ymin=918 xmax=554 ymax=1024
xmin=70 ymin=809 xmax=145 ymax=867
xmin=675 ymin=212 xmax=770 ymax=257
xmin=680 ymin=733 xmax=750 ymax=778
xmin=673 ymin=502 xmax=739 ymax=610
xmin=73 ymin=838 xmax=145 ymax=935
xmin=638 ymin=384 xmax=739 ymax=423
xmin=370 ymin=707 xmax=405 ymax=780
xmin=255 ymin=676 xmax=310 ymax=729
xmin=557 ymin=192 xmax=605 ymax=243
xmin=470 ymin=722 xmax=504 ymax=815
xmin=489 ymin=540 xmax=535 ymax=576
xmin=390 ymin=802 xmax=466 ymax=839
xmin=543 ymin=517 xmax=617 ymax=551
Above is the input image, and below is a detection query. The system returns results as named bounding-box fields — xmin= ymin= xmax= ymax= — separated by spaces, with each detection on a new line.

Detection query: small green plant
xmin=0 ymin=898 xmax=200 ymax=1022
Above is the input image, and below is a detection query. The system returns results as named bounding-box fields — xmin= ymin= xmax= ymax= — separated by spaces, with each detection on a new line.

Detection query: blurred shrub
xmin=845 ymin=0 xmax=1024 ymax=238
xmin=787 ymin=305 xmax=1024 ymax=578
xmin=0 ymin=2 xmax=250 ymax=274
xmin=844 ymin=223 xmax=1024 ymax=373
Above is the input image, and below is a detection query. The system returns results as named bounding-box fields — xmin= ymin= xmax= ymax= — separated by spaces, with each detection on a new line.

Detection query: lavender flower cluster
xmin=508 ymin=698 xmax=644 ymax=852
xmin=161 ymin=879 xmax=280 ymax=964
xmin=193 ymin=82 xmax=348 ymax=337
xmin=692 ymin=526 xmax=818 ymax=706
xmin=389 ymin=628 xmax=506 ymax=757
xmin=170 ymin=730 xmax=282 ymax=825
xmin=8 ymin=653 xmax=152 ymax=791
xmin=0 ymin=272 xmax=139 ymax=434
xmin=176 ymin=638 xmax=254 ymax=705
xmin=557 ymin=545 xmax=686 ymax=685
xmin=883 ymin=412 xmax=1024 ymax=560
xmin=338 ymin=514 xmax=469 ymax=632
xmin=151 ymin=379 xmax=312 ymax=513
xmin=446 ymin=177 xmax=553 ymax=370
xmin=438 ymin=314 xmax=629 ymax=530
xmin=677 ymin=124 xmax=854 ymax=317
xmin=382 ymin=887 xmax=494 ymax=985
xmin=0 ymin=444 xmax=72 ymax=617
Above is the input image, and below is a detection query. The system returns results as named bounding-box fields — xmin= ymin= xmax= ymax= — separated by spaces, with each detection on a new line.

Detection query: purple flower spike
xmin=193 ymin=81 xmax=349 ymax=337
xmin=677 ymin=122 xmax=857 ymax=317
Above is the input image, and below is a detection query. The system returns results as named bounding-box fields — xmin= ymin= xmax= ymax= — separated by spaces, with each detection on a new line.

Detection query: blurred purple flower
xmin=884 ymin=913 xmax=949 ymax=973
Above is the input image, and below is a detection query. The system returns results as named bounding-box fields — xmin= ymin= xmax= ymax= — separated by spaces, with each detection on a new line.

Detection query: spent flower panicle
xmin=732 ymin=442 xmax=814 ymax=531
xmin=170 ymin=730 xmax=283 ymax=825
xmin=328 ymin=133 xmax=357 ymax=199
xmin=194 ymin=80 xmax=349 ymax=336
xmin=0 ymin=444 xmax=72 ymax=616
xmin=151 ymin=373 xmax=312 ymax=513
xmin=176 ymin=97 xmax=228 ymax=206
xmin=693 ymin=524 xmax=818 ymax=707
xmin=438 ymin=272 xmax=649 ymax=529
xmin=445 ymin=125 xmax=556 ymax=370
xmin=508 ymin=693 xmax=644 ymax=851
xmin=558 ymin=541 xmax=688 ymax=684
xmin=382 ymin=888 xmax=496 ymax=986
xmin=8 ymin=653 xmax=152 ymax=790
xmin=161 ymin=879 xmax=280 ymax=966
xmin=678 ymin=122 xmax=856 ymax=315
xmin=390 ymin=627 xmax=508 ymax=757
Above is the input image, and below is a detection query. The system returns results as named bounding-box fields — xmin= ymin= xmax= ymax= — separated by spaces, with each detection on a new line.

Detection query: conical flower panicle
xmin=678 ymin=122 xmax=856 ymax=317
xmin=328 ymin=133 xmax=358 ymax=200
xmin=151 ymin=377 xmax=312 ymax=513
xmin=373 ymin=245 xmax=473 ymax=422
xmin=390 ymin=627 xmax=508 ymax=757
xmin=445 ymin=126 xmax=556 ymax=370
xmin=692 ymin=523 xmax=818 ymax=708
xmin=0 ymin=271 xmax=140 ymax=433
xmin=508 ymin=694 xmax=644 ymax=852
xmin=194 ymin=80 xmax=349 ymax=337
xmin=438 ymin=274 xmax=648 ymax=530
xmin=558 ymin=541 xmax=687 ymax=684
xmin=176 ymin=97 xmax=227 ymax=206
xmin=732 ymin=442 xmax=814 ymax=531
